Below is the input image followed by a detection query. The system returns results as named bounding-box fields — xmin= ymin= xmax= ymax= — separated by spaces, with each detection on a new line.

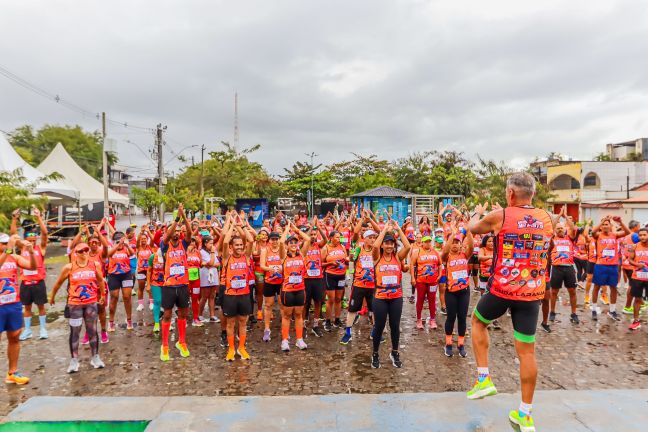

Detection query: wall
xmin=581 ymin=161 xmax=648 ymax=202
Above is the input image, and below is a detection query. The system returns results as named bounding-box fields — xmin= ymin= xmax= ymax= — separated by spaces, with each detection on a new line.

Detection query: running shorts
xmin=222 ymin=295 xmax=252 ymax=317
xmin=20 ymin=280 xmax=47 ymax=306
xmin=263 ymin=282 xmax=281 ymax=297
xmin=136 ymin=271 xmax=147 ymax=281
xmin=586 ymin=261 xmax=596 ymax=275
xmin=348 ymin=286 xmax=374 ymax=313
xmin=305 ymin=278 xmax=325 ymax=304
xmin=0 ymin=303 xmax=24 ymax=333
xmin=216 ymin=285 xmax=225 ymax=307
xmin=623 ymin=268 xmax=633 ymax=281
xmin=550 ymin=266 xmax=577 ymax=289
xmin=325 ymin=273 xmax=346 ymax=291
xmin=473 ymin=292 xmax=540 ymax=343
xmin=592 ymin=264 xmax=619 ymax=288
xmin=630 ymin=279 xmax=648 ymax=298
xmin=161 ymin=284 xmax=190 ymax=310
xmin=108 ymin=273 xmax=134 ymax=291
xmin=280 ymin=290 xmax=305 ymax=307
xmin=438 ymin=275 xmax=447 ymax=284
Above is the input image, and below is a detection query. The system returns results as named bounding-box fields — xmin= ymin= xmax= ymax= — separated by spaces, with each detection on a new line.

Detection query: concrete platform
xmin=3 ymin=389 xmax=648 ymax=431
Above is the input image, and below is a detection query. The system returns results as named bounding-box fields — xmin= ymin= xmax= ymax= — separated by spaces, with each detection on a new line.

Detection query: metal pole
xmin=305 ymin=152 xmax=318 ymax=217
xmin=200 ymin=144 xmax=206 ymax=212
xmin=102 ymin=112 xmax=109 ymax=219
xmin=157 ymin=124 xmax=165 ymax=222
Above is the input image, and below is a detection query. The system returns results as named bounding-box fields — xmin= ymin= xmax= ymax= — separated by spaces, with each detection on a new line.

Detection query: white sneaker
xmin=136 ymin=304 xmax=145 ymax=312
xmin=39 ymin=327 xmax=49 ymax=340
xmin=199 ymin=316 xmax=209 ymax=323
xmin=149 ymin=303 xmax=154 ymax=311
xmin=210 ymin=316 xmax=220 ymax=323
xmin=281 ymin=339 xmax=290 ymax=352
xmin=296 ymin=339 xmax=308 ymax=350
xmin=90 ymin=355 xmax=105 ymax=369
xmin=67 ymin=358 xmax=80 ymax=374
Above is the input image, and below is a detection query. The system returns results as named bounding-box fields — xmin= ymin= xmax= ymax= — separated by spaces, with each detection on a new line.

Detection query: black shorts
xmin=222 ymin=295 xmax=252 ymax=317
xmin=586 ymin=261 xmax=596 ymax=275
xmin=325 ymin=273 xmax=346 ymax=291
xmin=280 ymin=290 xmax=305 ymax=307
xmin=468 ymin=255 xmax=479 ymax=265
xmin=630 ymin=279 xmax=648 ymax=298
xmin=161 ymin=285 xmax=190 ymax=310
xmin=216 ymin=285 xmax=225 ymax=307
xmin=474 ymin=292 xmax=541 ymax=343
xmin=108 ymin=273 xmax=134 ymax=291
xmin=263 ymin=282 xmax=282 ymax=297
xmin=623 ymin=268 xmax=633 ymax=281
xmin=348 ymin=286 xmax=374 ymax=313
xmin=550 ymin=266 xmax=577 ymax=289
xmin=20 ymin=280 xmax=47 ymax=306
xmin=305 ymin=278 xmax=325 ymax=304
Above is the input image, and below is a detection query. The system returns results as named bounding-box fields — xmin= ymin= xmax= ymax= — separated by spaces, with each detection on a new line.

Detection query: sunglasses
xmin=76 ymin=248 xmax=90 ymax=254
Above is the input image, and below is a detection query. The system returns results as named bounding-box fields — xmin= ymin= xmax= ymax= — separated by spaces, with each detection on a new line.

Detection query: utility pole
xmin=305 ymin=152 xmax=318 ymax=217
xmin=156 ymin=124 xmax=166 ymax=222
xmin=102 ymin=112 xmax=109 ymax=219
xmin=200 ymin=144 xmax=206 ymax=211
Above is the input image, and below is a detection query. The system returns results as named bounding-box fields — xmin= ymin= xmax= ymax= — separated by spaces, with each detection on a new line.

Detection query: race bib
xmin=360 ymin=256 xmax=374 ymax=269
xmin=637 ymin=271 xmax=648 ymax=279
xmin=381 ymin=275 xmax=398 ymax=286
xmin=231 ymin=279 xmax=246 ymax=289
xmin=556 ymin=246 xmax=570 ymax=252
xmin=288 ymin=275 xmax=303 ymax=284
xmin=602 ymin=249 xmax=615 ymax=258
xmin=170 ymin=265 xmax=186 ymax=276
xmin=429 ymin=285 xmax=438 ymax=293
xmin=122 ymin=279 xmax=134 ymax=288
xmin=452 ymin=270 xmax=468 ymax=280
xmin=136 ymin=273 xmax=146 ymax=280
xmin=69 ymin=318 xmax=83 ymax=327
xmin=338 ymin=279 xmax=346 ymax=287
xmin=0 ymin=293 xmax=17 ymax=304
xmin=23 ymin=269 xmax=38 ymax=276
xmin=307 ymin=269 xmax=321 ymax=277
xmin=192 ymin=287 xmax=201 ymax=295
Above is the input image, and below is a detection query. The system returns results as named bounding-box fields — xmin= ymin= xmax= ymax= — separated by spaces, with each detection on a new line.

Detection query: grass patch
xmin=45 ymin=255 xmax=69 ymax=266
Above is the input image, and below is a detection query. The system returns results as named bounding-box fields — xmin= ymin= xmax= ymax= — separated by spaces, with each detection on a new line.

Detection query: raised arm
xmin=394 ymin=221 xmax=411 ymax=261
xmin=10 ymin=209 xmax=20 ymax=235
xmin=468 ymin=203 xmax=503 ymax=235
xmin=32 ymin=207 xmax=48 ymax=249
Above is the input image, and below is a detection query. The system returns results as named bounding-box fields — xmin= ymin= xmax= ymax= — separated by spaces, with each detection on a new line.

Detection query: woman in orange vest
xmin=409 ymin=235 xmax=441 ymax=330
xmin=135 ymin=234 xmax=154 ymax=317
xmin=252 ymin=230 xmax=269 ymax=322
xmin=321 ymin=231 xmax=349 ymax=331
xmin=260 ymin=231 xmax=284 ymax=342
xmin=106 ymin=232 xmax=135 ymax=332
xmin=187 ymin=238 xmax=203 ymax=327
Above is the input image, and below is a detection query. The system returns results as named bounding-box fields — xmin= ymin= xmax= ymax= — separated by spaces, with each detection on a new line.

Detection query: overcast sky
xmin=2 ymin=0 xmax=648 ymax=178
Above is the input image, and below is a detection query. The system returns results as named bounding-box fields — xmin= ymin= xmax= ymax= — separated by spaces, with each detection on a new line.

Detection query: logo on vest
xmin=517 ymin=215 xmax=544 ymax=230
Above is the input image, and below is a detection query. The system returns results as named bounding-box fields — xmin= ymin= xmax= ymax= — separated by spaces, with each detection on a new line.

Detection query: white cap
xmin=0 ymin=233 xmax=9 ymax=243
xmin=363 ymin=230 xmax=378 ymax=239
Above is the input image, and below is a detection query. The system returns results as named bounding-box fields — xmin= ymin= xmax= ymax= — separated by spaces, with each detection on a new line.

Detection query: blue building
xmin=350 ymin=186 xmax=417 ymax=226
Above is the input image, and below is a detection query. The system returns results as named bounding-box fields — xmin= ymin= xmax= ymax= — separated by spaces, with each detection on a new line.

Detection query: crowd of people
xmin=2 ymin=172 xmax=647 ymax=431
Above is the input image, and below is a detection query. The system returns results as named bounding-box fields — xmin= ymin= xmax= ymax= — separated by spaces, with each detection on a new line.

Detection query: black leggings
xmin=372 ymin=297 xmax=403 ymax=352
xmin=574 ymin=258 xmax=587 ymax=282
xmin=444 ymin=289 xmax=470 ymax=337
xmin=69 ymin=303 xmax=99 ymax=358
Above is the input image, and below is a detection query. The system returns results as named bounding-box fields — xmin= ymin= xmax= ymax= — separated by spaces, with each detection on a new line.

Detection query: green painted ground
xmin=0 ymin=421 xmax=149 ymax=432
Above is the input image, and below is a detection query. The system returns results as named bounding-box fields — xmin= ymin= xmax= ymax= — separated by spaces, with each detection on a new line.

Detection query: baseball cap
xmin=268 ymin=231 xmax=280 ymax=240
xmin=287 ymin=234 xmax=299 ymax=243
xmin=25 ymin=232 xmax=37 ymax=238
xmin=421 ymin=236 xmax=432 ymax=242
xmin=0 ymin=233 xmax=9 ymax=243
xmin=363 ymin=230 xmax=377 ymax=239
xmin=383 ymin=235 xmax=396 ymax=243
xmin=453 ymin=234 xmax=463 ymax=242
xmin=434 ymin=227 xmax=443 ymax=233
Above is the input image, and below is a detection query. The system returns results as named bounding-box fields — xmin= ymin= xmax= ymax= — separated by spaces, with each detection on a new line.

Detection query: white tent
xmin=38 ymin=142 xmax=129 ymax=206
xmin=0 ymin=133 xmax=79 ymax=200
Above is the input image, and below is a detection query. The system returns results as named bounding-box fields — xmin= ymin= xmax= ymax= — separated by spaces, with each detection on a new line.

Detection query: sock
xmin=239 ymin=333 xmax=246 ymax=349
xmin=161 ymin=321 xmax=170 ymax=348
xmin=282 ymin=325 xmax=289 ymax=340
xmin=445 ymin=335 xmax=452 ymax=346
xmin=296 ymin=326 xmax=303 ymax=339
xmin=177 ymin=319 xmax=187 ymax=344
xmin=477 ymin=367 xmax=489 ymax=382
xmin=458 ymin=336 xmax=465 ymax=346
xmin=518 ymin=402 xmax=532 ymax=417
xmin=610 ymin=304 xmax=616 ymax=313
xmin=345 ymin=326 xmax=351 ymax=336
xmin=227 ymin=335 xmax=235 ymax=350
xmin=24 ymin=317 xmax=32 ymax=330
xmin=138 ymin=299 xmax=144 ymax=306
xmin=39 ymin=315 xmax=46 ymax=328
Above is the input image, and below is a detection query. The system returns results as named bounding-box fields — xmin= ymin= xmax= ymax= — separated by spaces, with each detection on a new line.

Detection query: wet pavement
xmin=2 ymin=248 xmax=648 ymax=416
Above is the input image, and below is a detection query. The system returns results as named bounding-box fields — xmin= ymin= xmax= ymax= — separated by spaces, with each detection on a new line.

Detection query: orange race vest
xmin=415 ymin=248 xmax=441 ymax=285
xmin=164 ymin=241 xmax=189 ymax=286
xmin=596 ymin=233 xmax=619 ymax=266
xmin=283 ymin=255 xmax=306 ymax=292
xmin=446 ymin=252 xmax=470 ymax=292
xmin=631 ymin=243 xmax=648 ymax=281
xmin=68 ymin=261 xmax=100 ymax=305
xmin=224 ymin=254 xmax=251 ymax=296
xmin=137 ymin=248 xmax=153 ymax=273
xmin=488 ymin=206 xmax=553 ymax=301
xmin=551 ymin=237 xmax=575 ymax=266
xmin=325 ymin=244 xmax=347 ymax=276
xmin=149 ymin=254 xmax=165 ymax=285
xmin=20 ymin=244 xmax=45 ymax=284
xmin=621 ymin=234 xmax=636 ymax=270
xmin=574 ymin=235 xmax=588 ymax=260
xmin=264 ymin=249 xmax=284 ymax=284
xmin=588 ymin=239 xmax=597 ymax=263
xmin=0 ymin=256 xmax=20 ymax=305
xmin=374 ymin=255 xmax=402 ymax=300
xmin=353 ymin=247 xmax=376 ymax=288
xmin=108 ymin=248 xmax=131 ymax=275
xmin=479 ymin=253 xmax=493 ymax=278
xmin=305 ymin=244 xmax=323 ymax=279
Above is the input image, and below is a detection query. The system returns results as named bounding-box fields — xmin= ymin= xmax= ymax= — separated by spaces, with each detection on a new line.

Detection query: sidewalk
xmin=3 ymin=389 xmax=647 ymax=431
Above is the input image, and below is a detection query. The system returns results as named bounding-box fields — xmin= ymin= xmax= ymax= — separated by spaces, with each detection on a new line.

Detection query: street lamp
xmin=166 ymin=144 xmax=198 ymax=164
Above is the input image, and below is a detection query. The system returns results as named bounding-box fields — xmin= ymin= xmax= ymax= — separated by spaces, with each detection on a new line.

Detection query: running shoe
xmin=492 ymin=319 xmax=502 ymax=330
xmin=249 ymin=314 xmax=257 ymax=324
xmin=67 ymin=358 xmax=80 ymax=373
xmin=440 ymin=307 xmax=447 ymax=315
xmin=629 ymin=320 xmax=642 ymax=331
xmin=226 ymin=349 xmax=236 ymax=361
xmin=371 ymin=352 xmax=380 ymax=369
xmin=540 ymin=323 xmax=551 ymax=333
xmin=175 ymin=342 xmax=190 ymax=358
xmin=608 ymin=311 xmax=620 ymax=321
xmin=570 ymin=313 xmax=580 ymax=324
xmin=549 ymin=311 xmax=556 ymax=322
xmin=160 ymin=346 xmax=170 ymax=362
xmin=458 ymin=345 xmax=467 ymax=358
xmin=126 ymin=320 xmax=134 ymax=330
xmin=359 ymin=306 xmax=368 ymax=316
xmin=220 ymin=333 xmax=228 ymax=348
xmin=389 ymin=351 xmax=402 ymax=368
xmin=416 ymin=319 xmax=424 ymax=330
xmin=601 ymin=293 xmax=610 ymax=305
xmin=584 ymin=295 xmax=590 ymax=305
xmin=296 ymin=339 xmax=308 ymax=350
xmin=237 ymin=347 xmax=251 ymax=360
xmin=149 ymin=302 xmax=154 ymax=311
xmin=19 ymin=328 xmax=32 ymax=341
xmin=263 ymin=329 xmax=271 ymax=342
xmin=100 ymin=331 xmax=109 ymax=343
xmin=508 ymin=410 xmax=535 ymax=432
xmin=153 ymin=323 xmax=160 ymax=333
xmin=312 ymin=326 xmax=324 ymax=338
xmin=334 ymin=318 xmax=343 ymax=328
xmin=591 ymin=310 xmax=598 ymax=321
xmin=340 ymin=332 xmax=352 ymax=345
xmin=408 ymin=295 xmax=415 ymax=304
xmin=353 ymin=314 xmax=360 ymax=326
xmin=256 ymin=310 xmax=263 ymax=321
xmin=39 ymin=327 xmax=48 ymax=340
xmin=136 ymin=303 xmax=145 ymax=312
xmin=467 ymin=376 xmax=497 ymax=400
xmin=192 ymin=319 xmax=204 ymax=327
xmin=210 ymin=316 xmax=220 ymax=323
xmin=80 ymin=333 xmax=90 ymax=345
xmin=108 ymin=321 xmax=116 ymax=332
xmin=90 ymin=355 xmax=105 ymax=369
xmin=428 ymin=319 xmax=437 ymax=330
xmin=623 ymin=306 xmax=634 ymax=315
xmin=444 ymin=345 xmax=453 ymax=357
xmin=323 ymin=320 xmax=332 ymax=332
xmin=5 ymin=371 xmax=29 ymax=385
xmin=281 ymin=339 xmax=290 ymax=352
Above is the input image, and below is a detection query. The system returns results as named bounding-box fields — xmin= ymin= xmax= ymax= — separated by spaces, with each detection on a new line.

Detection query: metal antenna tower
xmin=233 ymin=91 xmax=239 ymax=150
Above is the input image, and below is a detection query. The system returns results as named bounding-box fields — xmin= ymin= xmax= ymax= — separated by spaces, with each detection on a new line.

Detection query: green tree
xmin=131 ymin=187 xmax=169 ymax=217
xmin=594 ymin=152 xmax=612 ymax=161
xmin=0 ymin=169 xmax=48 ymax=231
xmin=326 ymin=154 xmax=394 ymax=197
xmin=282 ymin=160 xmax=335 ymax=200
xmin=8 ymin=125 xmax=117 ymax=180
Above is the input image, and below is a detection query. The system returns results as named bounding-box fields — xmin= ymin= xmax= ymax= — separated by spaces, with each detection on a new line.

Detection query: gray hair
xmin=629 ymin=220 xmax=640 ymax=229
xmin=506 ymin=172 xmax=536 ymax=199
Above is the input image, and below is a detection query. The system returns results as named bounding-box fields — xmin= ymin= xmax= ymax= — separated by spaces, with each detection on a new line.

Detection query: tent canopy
xmin=37 ymin=143 xmax=129 ymax=206
xmin=0 ymin=133 xmax=79 ymax=200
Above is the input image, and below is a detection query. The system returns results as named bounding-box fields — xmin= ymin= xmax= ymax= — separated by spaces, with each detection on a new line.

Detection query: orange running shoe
xmin=256 ymin=310 xmax=263 ymax=320
xmin=237 ymin=347 xmax=251 ymax=360
xmin=6 ymin=371 xmax=30 ymax=385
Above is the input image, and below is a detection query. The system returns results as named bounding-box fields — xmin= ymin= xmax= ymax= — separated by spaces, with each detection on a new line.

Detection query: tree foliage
xmin=131 ymin=187 xmax=168 ymax=217
xmin=0 ymin=169 xmax=48 ymax=231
